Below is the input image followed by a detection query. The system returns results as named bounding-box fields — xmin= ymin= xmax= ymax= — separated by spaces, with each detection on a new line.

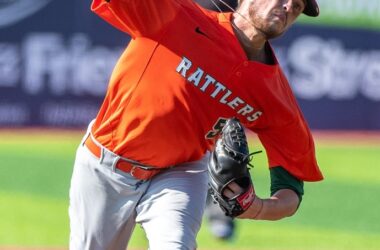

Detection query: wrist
xmin=251 ymin=197 xmax=264 ymax=219
xmin=238 ymin=195 xmax=264 ymax=219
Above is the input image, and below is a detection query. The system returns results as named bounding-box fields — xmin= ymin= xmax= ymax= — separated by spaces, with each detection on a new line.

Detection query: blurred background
xmin=0 ymin=0 xmax=379 ymax=249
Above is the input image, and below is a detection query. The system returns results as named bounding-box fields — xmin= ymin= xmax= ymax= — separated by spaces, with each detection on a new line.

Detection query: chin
xmin=252 ymin=15 xmax=288 ymax=40
xmin=262 ymin=23 xmax=286 ymax=39
xmin=266 ymin=30 xmax=285 ymax=39
xmin=260 ymin=28 xmax=284 ymax=40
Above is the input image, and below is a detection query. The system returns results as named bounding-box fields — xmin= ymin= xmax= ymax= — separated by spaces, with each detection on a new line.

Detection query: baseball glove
xmin=208 ymin=118 xmax=260 ymax=217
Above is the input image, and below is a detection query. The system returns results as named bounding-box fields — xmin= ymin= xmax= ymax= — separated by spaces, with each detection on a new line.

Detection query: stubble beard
xmin=257 ymin=23 xmax=286 ymax=40
xmin=250 ymin=10 xmax=286 ymax=40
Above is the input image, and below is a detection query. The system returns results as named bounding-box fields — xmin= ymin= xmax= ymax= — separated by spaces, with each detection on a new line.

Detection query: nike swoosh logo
xmin=195 ymin=27 xmax=209 ymax=38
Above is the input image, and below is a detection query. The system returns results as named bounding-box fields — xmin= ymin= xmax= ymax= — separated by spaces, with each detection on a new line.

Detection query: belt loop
xmin=99 ymin=147 xmax=105 ymax=164
xmin=111 ymin=156 xmax=120 ymax=172
xmin=81 ymin=133 xmax=90 ymax=147
xmin=81 ymin=119 xmax=95 ymax=146
xmin=89 ymin=133 xmax=105 ymax=163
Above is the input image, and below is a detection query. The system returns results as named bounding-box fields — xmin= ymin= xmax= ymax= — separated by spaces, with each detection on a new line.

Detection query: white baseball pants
xmin=69 ymin=133 xmax=209 ymax=250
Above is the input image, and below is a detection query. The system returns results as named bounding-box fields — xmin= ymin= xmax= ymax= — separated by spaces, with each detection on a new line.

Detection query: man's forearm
xmin=239 ymin=189 xmax=300 ymax=220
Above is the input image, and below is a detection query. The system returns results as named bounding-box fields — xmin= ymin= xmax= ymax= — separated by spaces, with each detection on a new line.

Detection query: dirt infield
xmin=0 ymin=249 xmax=143 ymax=250
xmin=312 ymin=130 xmax=380 ymax=145
xmin=0 ymin=248 xmax=67 ymax=250
xmin=0 ymin=247 xmax=307 ymax=250
xmin=1 ymin=128 xmax=380 ymax=145
xmin=0 ymin=248 xmax=142 ymax=250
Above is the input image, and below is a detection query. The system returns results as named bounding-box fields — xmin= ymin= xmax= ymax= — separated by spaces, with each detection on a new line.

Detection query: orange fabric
xmin=90 ymin=0 xmax=323 ymax=181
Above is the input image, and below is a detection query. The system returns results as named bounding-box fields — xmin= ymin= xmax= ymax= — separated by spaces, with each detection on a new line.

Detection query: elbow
xmin=267 ymin=209 xmax=298 ymax=221
xmin=266 ymin=194 xmax=301 ymax=221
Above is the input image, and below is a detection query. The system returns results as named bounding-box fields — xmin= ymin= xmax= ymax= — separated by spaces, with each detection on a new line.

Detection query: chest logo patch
xmin=176 ymin=56 xmax=263 ymax=123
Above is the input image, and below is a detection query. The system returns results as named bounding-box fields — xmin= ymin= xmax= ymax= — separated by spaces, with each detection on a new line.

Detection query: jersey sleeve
xmin=91 ymin=0 xmax=181 ymax=39
xmin=256 ymin=115 xmax=324 ymax=182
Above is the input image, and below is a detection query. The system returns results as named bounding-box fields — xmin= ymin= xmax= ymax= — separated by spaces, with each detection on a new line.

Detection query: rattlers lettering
xmin=176 ymin=56 xmax=262 ymax=122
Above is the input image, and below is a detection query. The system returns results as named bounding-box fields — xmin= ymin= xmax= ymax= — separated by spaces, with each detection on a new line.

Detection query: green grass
xmin=0 ymin=192 xmax=69 ymax=246
xmin=0 ymin=131 xmax=379 ymax=249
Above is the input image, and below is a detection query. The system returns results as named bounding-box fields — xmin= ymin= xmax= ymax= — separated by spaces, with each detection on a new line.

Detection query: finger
xmin=222 ymin=187 xmax=235 ymax=199
xmin=228 ymin=182 xmax=244 ymax=193
xmin=223 ymin=182 xmax=244 ymax=198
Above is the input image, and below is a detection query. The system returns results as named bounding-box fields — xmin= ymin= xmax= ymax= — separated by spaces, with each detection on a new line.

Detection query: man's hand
xmin=208 ymin=118 xmax=257 ymax=217
xmin=222 ymin=182 xmax=244 ymax=198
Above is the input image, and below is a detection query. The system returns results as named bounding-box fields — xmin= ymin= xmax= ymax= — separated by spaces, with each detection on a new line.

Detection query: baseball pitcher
xmin=68 ymin=0 xmax=324 ymax=249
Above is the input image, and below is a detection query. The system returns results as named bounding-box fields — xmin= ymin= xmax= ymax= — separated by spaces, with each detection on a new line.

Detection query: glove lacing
xmin=225 ymin=124 xmax=262 ymax=169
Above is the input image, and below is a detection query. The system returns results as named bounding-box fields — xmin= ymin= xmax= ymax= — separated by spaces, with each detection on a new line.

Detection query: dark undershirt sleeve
xmin=270 ymin=166 xmax=304 ymax=203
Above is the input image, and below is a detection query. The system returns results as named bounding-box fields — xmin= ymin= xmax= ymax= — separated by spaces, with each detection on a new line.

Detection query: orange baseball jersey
xmin=91 ymin=0 xmax=323 ymax=181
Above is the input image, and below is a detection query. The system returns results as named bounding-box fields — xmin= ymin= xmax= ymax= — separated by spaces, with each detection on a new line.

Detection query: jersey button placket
xmin=235 ymin=61 xmax=249 ymax=77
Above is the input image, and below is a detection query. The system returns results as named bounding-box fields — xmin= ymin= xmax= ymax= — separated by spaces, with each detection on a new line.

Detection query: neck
xmin=232 ymin=12 xmax=271 ymax=64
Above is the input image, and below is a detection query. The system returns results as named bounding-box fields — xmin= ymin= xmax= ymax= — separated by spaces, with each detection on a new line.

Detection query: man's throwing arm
xmin=91 ymin=0 xmax=178 ymax=38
